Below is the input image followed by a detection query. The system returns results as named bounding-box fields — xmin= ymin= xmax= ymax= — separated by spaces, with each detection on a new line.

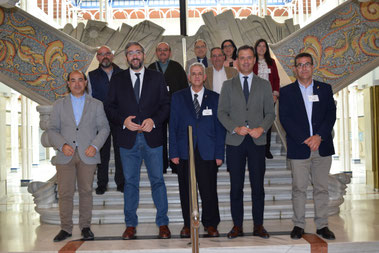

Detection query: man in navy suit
xmin=105 ymin=42 xmax=171 ymax=240
xmin=169 ymin=62 xmax=225 ymax=238
xmin=279 ymin=52 xmax=336 ymax=240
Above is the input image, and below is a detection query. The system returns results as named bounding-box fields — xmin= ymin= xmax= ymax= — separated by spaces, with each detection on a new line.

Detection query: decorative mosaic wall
xmin=0 ymin=7 xmax=94 ymax=104
xmin=271 ymin=1 xmax=379 ymax=92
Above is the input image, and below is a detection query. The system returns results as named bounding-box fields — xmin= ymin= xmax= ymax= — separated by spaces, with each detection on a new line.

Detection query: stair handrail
xmin=188 ymin=126 xmax=200 ymax=253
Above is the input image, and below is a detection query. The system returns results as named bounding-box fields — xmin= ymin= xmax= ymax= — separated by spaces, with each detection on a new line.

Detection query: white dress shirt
xmin=130 ymin=67 xmax=145 ymax=96
xmin=212 ymin=66 xmax=227 ymax=94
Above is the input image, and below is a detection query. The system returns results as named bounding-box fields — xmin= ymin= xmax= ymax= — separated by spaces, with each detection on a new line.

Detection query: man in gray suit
xmin=218 ymin=45 xmax=275 ymax=239
xmin=205 ymin=47 xmax=237 ymax=94
xmin=185 ymin=39 xmax=212 ymax=74
xmin=48 ymin=70 xmax=110 ymax=242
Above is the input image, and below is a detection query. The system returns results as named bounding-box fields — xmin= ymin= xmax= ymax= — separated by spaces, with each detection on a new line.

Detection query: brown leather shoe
xmin=253 ymin=225 xmax=270 ymax=239
xmin=180 ymin=226 xmax=190 ymax=238
xmin=205 ymin=226 xmax=220 ymax=237
xmin=158 ymin=225 xmax=171 ymax=239
xmin=122 ymin=226 xmax=136 ymax=240
xmin=227 ymin=225 xmax=243 ymax=239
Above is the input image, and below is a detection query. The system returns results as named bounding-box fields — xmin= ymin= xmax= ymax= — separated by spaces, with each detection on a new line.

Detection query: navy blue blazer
xmin=279 ymin=80 xmax=336 ymax=159
xmin=169 ymin=87 xmax=226 ymax=161
xmin=105 ymin=68 xmax=170 ymax=149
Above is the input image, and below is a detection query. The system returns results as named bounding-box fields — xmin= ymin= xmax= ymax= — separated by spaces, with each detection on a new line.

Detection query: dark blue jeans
xmin=119 ymin=133 xmax=169 ymax=227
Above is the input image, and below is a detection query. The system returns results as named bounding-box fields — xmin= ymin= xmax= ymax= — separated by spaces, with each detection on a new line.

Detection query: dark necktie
xmin=134 ymin=73 xmax=141 ymax=103
xmin=193 ymin=94 xmax=200 ymax=119
xmin=243 ymin=76 xmax=249 ymax=103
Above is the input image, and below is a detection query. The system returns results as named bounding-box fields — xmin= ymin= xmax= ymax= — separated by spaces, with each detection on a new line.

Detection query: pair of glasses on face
xmin=195 ymin=45 xmax=206 ymax=49
xmin=157 ymin=48 xmax=169 ymax=53
xmin=296 ymin=62 xmax=313 ymax=68
xmin=97 ymin=52 xmax=112 ymax=57
xmin=223 ymin=44 xmax=234 ymax=49
xmin=126 ymin=50 xmax=143 ymax=56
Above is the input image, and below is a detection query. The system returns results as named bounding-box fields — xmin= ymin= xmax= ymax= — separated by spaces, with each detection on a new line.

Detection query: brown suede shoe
xmin=158 ymin=225 xmax=171 ymax=239
xmin=227 ymin=225 xmax=243 ymax=239
xmin=253 ymin=225 xmax=270 ymax=239
xmin=122 ymin=226 xmax=136 ymax=240
xmin=180 ymin=226 xmax=190 ymax=238
xmin=205 ymin=226 xmax=220 ymax=237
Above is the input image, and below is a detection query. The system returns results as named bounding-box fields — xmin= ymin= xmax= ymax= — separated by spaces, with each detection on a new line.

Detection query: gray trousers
xmin=56 ymin=150 xmax=96 ymax=233
xmin=289 ymin=150 xmax=331 ymax=229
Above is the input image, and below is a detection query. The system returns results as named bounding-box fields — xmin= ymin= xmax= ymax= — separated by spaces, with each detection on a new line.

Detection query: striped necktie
xmin=193 ymin=94 xmax=200 ymax=119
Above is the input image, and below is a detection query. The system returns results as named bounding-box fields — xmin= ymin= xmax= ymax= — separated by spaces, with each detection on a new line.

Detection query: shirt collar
xmin=70 ymin=93 xmax=86 ymax=101
xmin=298 ymin=79 xmax=314 ymax=90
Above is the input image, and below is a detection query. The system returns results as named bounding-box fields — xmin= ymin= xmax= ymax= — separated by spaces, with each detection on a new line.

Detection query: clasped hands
xmin=62 ymin=144 xmax=96 ymax=157
xmin=124 ymin=116 xmax=154 ymax=133
xmin=234 ymin=126 xmax=264 ymax=139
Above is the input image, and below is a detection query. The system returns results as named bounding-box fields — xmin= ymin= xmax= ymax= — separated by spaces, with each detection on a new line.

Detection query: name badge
xmin=308 ymin=95 xmax=319 ymax=102
xmin=167 ymin=86 xmax=170 ymax=91
xmin=202 ymin=107 xmax=212 ymax=116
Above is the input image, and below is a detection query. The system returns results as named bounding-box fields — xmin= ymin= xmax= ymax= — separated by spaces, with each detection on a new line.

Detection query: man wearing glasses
xmin=105 ymin=42 xmax=171 ymax=240
xmin=148 ymin=42 xmax=188 ymax=174
xmin=279 ymin=52 xmax=336 ymax=240
xmin=88 ymin=45 xmax=125 ymax=194
xmin=185 ymin=39 xmax=212 ymax=74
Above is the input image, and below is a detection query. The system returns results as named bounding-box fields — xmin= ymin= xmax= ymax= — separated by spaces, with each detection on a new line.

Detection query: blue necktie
xmin=193 ymin=94 xmax=200 ymax=119
xmin=243 ymin=76 xmax=249 ymax=103
xmin=134 ymin=73 xmax=141 ymax=103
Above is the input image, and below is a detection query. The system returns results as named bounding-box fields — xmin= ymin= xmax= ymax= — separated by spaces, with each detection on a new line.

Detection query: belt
xmin=137 ymin=130 xmax=143 ymax=133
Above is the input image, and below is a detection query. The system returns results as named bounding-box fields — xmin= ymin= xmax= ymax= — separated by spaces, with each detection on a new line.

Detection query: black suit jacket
xmin=105 ymin=68 xmax=170 ymax=149
xmin=279 ymin=80 xmax=336 ymax=159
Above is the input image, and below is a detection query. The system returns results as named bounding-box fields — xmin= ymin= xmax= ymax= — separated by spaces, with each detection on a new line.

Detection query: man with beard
xmin=148 ymin=42 xmax=188 ymax=173
xmin=105 ymin=42 xmax=171 ymax=240
xmin=88 ymin=45 xmax=124 ymax=194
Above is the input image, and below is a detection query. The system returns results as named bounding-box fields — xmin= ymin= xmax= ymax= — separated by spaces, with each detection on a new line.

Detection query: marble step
xmin=38 ymin=198 xmax=343 ymax=225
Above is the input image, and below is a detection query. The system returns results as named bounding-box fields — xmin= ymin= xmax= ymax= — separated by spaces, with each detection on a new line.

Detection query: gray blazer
xmin=218 ymin=74 xmax=275 ymax=146
xmin=48 ymin=94 xmax=110 ymax=165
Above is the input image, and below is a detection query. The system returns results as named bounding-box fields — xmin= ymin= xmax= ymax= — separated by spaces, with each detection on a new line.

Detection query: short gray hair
xmin=125 ymin=42 xmax=145 ymax=55
xmin=189 ymin=62 xmax=205 ymax=74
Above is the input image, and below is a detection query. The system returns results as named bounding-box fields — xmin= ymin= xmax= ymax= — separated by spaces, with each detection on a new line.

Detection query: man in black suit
xmin=279 ymin=52 xmax=336 ymax=240
xmin=88 ymin=45 xmax=124 ymax=194
xmin=148 ymin=42 xmax=188 ymax=173
xmin=105 ymin=42 xmax=171 ymax=240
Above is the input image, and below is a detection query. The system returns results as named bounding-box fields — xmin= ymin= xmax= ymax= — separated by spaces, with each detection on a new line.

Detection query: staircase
xmin=32 ymin=131 xmax=350 ymax=225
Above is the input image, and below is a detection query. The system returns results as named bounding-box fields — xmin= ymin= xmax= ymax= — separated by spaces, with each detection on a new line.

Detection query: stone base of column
xmin=20 ymin=179 xmax=32 ymax=187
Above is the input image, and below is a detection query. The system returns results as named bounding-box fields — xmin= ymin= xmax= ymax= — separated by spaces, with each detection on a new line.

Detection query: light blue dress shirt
xmin=298 ymin=81 xmax=314 ymax=136
xmin=70 ymin=93 xmax=86 ymax=126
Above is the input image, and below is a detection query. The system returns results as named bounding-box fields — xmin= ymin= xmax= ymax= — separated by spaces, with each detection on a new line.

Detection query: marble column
xmin=10 ymin=92 xmax=19 ymax=170
xmin=31 ymin=102 xmax=40 ymax=165
xmin=48 ymin=0 xmax=53 ymax=24
xmin=0 ymin=94 xmax=7 ymax=199
xmin=61 ymin=0 xmax=67 ymax=27
xmin=342 ymin=88 xmax=351 ymax=172
xmin=349 ymin=84 xmax=360 ymax=163
xmin=99 ymin=0 xmax=104 ymax=21
xmin=334 ymin=92 xmax=340 ymax=159
xmin=298 ymin=0 xmax=304 ymax=26
xmin=21 ymin=96 xmax=31 ymax=183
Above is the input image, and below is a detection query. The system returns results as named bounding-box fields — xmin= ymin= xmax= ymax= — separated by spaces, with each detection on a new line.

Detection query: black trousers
xmin=97 ymin=128 xmax=124 ymax=188
xmin=266 ymin=126 xmax=272 ymax=153
xmin=226 ymin=136 xmax=266 ymax=227
xmin=177 ymin=148 xmax=220 ymax=228
xmin=162 ymin=120 xmax=177 ymax=173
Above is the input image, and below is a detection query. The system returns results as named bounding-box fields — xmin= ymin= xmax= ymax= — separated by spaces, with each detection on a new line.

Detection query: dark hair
xmin=210 ymin=47 xmax=224 ymax=56
xmin=66 ymin=70 xmax=88 ymax=93
xmin=125 ymin=41 xmax=145 ymax=55
xmin=294 ymin=52 xmax=314 ymax=66
xmin=221 ymin=39 xmax=237 ymax=60
xmin=254 ymin=39 xmax=273 ymax=65
xmin=236 ymin=45 xmax=255 ymax=58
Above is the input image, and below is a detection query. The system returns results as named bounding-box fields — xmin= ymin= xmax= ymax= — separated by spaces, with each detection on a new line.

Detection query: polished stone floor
xmin=1 ymin=160 xmax=379 ymax=252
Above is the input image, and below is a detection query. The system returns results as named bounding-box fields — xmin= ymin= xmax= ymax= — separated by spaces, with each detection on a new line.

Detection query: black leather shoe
xmin=265 ymin=151 xmax=273 ymax=159
xmin=316 ymin=227 xmax=335 ymax=240
xmin=53 ymin=230 xmax=72 ymax=242
xmin=95 ymin=186 xmax=106 ymax=195
xmin=227 ymin=225 xmax=243 ymax=239
xmin=290 ymin=226 xmax=304 ymax=239
xmin=81 ymin=227 xmax=94 ymax=240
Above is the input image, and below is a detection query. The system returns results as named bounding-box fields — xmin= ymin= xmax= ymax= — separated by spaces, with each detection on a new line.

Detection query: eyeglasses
xmin=212 ymin=54 xmax=224 ymax=58
xmin=223 ymin=44 xmax=234 ymax=49
xmin=97 ymin=52 xmax=112 ymax=57
xmin=157 ymin=48 xmax=169 ymax=52
xmin=296 ymin=62 xmax=313 ymax=68
xmin=195 ymin=45 xmax=206 ymax=49
xmin=126 ymin=50 xmax=143 ymax=56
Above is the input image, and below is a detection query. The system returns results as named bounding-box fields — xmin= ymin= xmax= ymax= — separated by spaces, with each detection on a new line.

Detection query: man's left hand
xmin=216 ymin=159 xmax=223 ymax=166
xmin=85 ymin=145 xmax=97 ymax=157
xmin=249 ymin=127 xmax=264 ymax=139
xmin=141 ymin=118 xmax=154 ymax=132
xmin=304 ymin=135 xmax=322 ymax=151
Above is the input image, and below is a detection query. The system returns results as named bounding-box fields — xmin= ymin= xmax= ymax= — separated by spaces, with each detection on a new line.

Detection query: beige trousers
xmin=289 ymin=150 xmax=332 ymax=230
xmin=56 ymin=149 xmax=96 ymax=233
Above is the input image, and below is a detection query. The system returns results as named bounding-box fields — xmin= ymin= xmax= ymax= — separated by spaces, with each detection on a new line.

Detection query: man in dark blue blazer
xmin=105 ymin=42 xmax=171 ymax=240
xmin=169 ymin=62 xmax=225 ymax=238
xmin=279 ymin=52 xmax=336 ymax=240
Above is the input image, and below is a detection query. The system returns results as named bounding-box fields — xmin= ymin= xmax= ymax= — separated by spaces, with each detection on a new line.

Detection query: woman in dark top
xmin=221 ymin=39 xmax=237 ymax=68
xmin=253 ymin=38 xmax=280 ymax=159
